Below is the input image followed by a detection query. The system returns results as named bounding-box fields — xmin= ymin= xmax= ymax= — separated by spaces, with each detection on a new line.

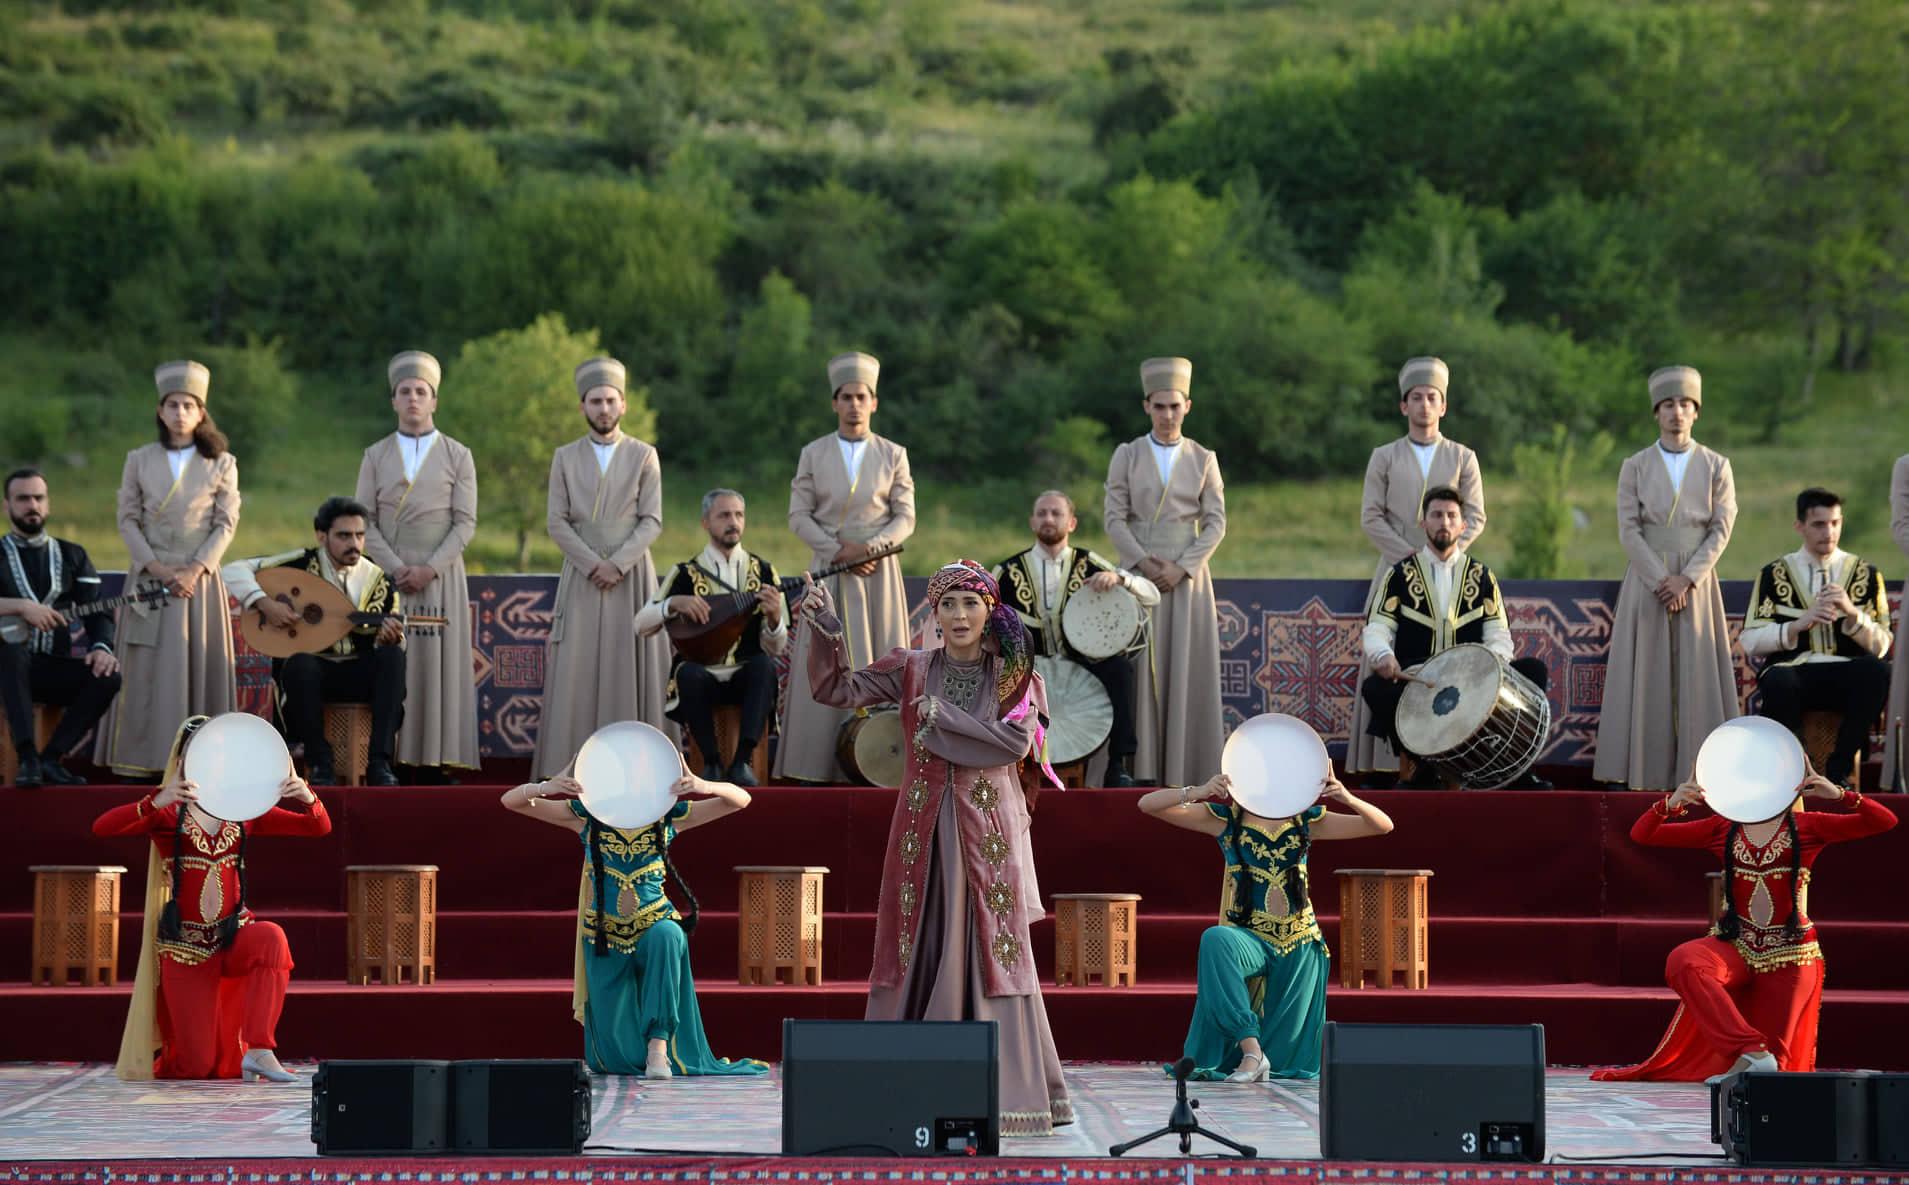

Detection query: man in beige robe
xmin=531 ymin=358 xmax=672 ymax=777
xmin=1883 ymin=453 xmax=1909 ymax=789
xmin=96 ymin=360 xmax=240 ymax=777
xmin=354 ymin=350 xmax=480 ymax=781
xmin=1103 ymin=356 xmax=1226 ymax=786
xmin=775 ymin=351 xmax=916 ymax=783
xmin=1348 ymin=356 xmax=1486 ymax=781
xmin=1592 ymin=366 xmax=1739 ymax=791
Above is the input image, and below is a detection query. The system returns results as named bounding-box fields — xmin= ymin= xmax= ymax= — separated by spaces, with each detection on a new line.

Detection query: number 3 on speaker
xmin=915 ymin=1126 xmax=931 ymax=1149
xmin=1461 ymin=1132 xmax=1477 ymax=1154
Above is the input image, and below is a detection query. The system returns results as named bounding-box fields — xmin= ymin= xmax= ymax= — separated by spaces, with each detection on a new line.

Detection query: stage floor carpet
xmin=0 ymin=1058 xmax=1824 ymax=1165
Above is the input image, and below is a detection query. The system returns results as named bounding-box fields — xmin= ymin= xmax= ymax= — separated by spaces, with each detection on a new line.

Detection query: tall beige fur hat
xmin=387 ymin=350 xmax=442 ymax=392
xmin=574 ymin=357 xmax=627 ymax=398
xmin=1140 ymin=357 xmax=1192 ymax=397
xmin=828 ymin=352 xmax=880 ymax=394
xmin=1648 ymin=365 xmax=1701 ymax=409
xmin=1397 ymin=356 xmax=1450 ymax=398
xmin=153 ymin=360 xmax=210 ymax=402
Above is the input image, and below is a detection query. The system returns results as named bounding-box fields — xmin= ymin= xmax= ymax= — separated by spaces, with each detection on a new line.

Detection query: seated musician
xmin=220 ymin=497 xmax=405 ymax=786
xmin=0 ymin=469 xmax=123 ymax=786
xmin=992 ymin=489 xmax=1159 ymax=788
xmin=1738 ymin=487 xmax=1892 ymax=791
xmin=1360 ymin=486 xmax=1552 ymax=790
xmin=635 ymin=488 xmax=785 ymax=787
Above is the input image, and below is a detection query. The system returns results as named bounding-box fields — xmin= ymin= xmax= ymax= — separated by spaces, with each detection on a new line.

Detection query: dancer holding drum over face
xmin=992 ymin=490 xmax=1159 ymax=787
xmin=798 ymin=560 xmax=1073 ymax=1135
xmin=1593 ymin=719 xmax=1896 ymax=1082
xmin=95 ymin=714 xmax=329 ymax=1083
xmin=1361 ymin=487 xmax=1553 ymax=789
xmin=503 ymin=724 xmax=766 ymax=1080
xmin=1140 ymin=717 xmax=1393 ymax=1082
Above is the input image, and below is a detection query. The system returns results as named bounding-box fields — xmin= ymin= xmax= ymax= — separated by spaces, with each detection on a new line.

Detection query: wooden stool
xmin=1706 ymin=870 xmax=1726 ymax=925
xmin=324 ymin=704 xmax=372 ymax=786
xmin=2 ymin=705 xmax=66 ymax=785
xmin=30 ymin=865 xmax=127 ymax=986
xmin=1335 ymin=869 xmax=1434 ymax=989
xmin=346 ymin=865 xmax=437 ymax=985
xmin=684 ymin=704 xmax=765 ymax=784
xmin=1051 ymin=892 xmax=1141 ymax=987
xmin=736 ymin=865 xmax=827 ymax=985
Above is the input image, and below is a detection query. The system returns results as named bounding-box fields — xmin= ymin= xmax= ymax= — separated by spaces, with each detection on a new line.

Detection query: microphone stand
xmin=1109 ymin=1058 xmax=1257 ymax=1158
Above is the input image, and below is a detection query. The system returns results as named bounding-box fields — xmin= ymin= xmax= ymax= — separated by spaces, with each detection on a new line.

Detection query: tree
xmin=1507 ymin=425 xmax=1613 ymax=580
xmin=450 ymin=314 xmax=656 ymax=569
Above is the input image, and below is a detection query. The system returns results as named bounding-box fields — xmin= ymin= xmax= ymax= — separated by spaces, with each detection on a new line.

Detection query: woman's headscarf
xmin=115 ymin=715 xmax=209 ymax=1080
xmin=926 ymin=559 xmax=1033 ymax=709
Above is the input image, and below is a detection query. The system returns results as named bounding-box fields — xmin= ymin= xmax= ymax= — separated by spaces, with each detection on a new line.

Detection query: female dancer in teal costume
xmin=504 ymin=770 xmax=767 ymax=1080
xmin=1140 ymin=770 xmax=1393 ymax=1082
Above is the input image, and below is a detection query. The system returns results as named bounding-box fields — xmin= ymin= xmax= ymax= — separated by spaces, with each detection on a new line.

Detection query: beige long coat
xmin=355 ymin=432 xmax=480 ymax=770
xmin=1104 ymin=434 xmax=1226 ymax=785
xmin=95 ymin=444 xmax=240 ymax=775
xmin=1348 ymin=436 xmax=1486 ymax=773
xmin=532 ymin=435 xmax=672 ymax=777
xmin=1592 ymin=443 xmax=1739 ymax=790
xmin=776 ymin=432 xmax=915 ymax=782
xmin=1882 ymin=454 xmax=1909 ymax=789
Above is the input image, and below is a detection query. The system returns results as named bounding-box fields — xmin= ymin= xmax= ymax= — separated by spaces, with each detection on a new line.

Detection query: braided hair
xmin=1715 ymin=813 xmax=1806 ymax=943
xmin=1222 ymin=806 xmax=1251 ymax=926
xmin=584 ymin=812 xmax=701 ymax=957
xmin=156 ymin=715 xmax=211 ymax=944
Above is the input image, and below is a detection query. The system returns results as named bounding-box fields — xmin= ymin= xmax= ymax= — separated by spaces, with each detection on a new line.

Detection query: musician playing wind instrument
xmin=534 ymin=358 xmax=673 ymax=777
xmin=354 ymin=350 xmax=480 ymax=783
xmin=776 ymin=351 xmax=916 ymax=783
xmin=222 ymin=497 xmax=405 ymax=786
xmin=636 ymin=489 xmax=787 ymax=786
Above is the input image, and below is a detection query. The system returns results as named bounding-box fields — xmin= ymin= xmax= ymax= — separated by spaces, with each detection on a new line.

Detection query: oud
xmin=240 ymin=566 xmax=449 ymax=659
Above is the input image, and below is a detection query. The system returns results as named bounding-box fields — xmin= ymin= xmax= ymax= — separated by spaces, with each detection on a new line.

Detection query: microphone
xmin=1171 ymin=1056 xmax=1195 ymax=1081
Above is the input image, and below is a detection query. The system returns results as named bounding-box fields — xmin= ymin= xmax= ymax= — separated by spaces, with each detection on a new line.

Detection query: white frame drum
xmin=1061 ymin=583 xmax=1148 ymax=660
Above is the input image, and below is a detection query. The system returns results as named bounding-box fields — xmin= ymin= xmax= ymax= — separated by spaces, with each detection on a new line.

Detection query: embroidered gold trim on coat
xmin=906 ymin=777 xmax=929 ymax=811
xmin=985 ymin=882 xmax=1016 ymax=917
xmin=968 ymin=776 xmax=1000 ymax=811
xmin=992 ymin=931 xmax=1021 ymax=969
xmin=898 ymin=931 xmax=912 ymax=971
xmin=898 ymin=881 xmax=916 ymax=918
xmin=899 ymin=830 xmax=921 ymax=867
xmin=980 ymin=831 xmax=1010 ymax=867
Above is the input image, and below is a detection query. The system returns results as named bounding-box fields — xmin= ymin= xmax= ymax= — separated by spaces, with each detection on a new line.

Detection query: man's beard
xmin=1034 ymin=524 xmax=1066 ymax=546
xmin=585 ymin=412 xmax=622 ymax=435
xmin=10 ymin=512 xmax=44 ymax=536
xmin=1429 ymin=530 xmax=1456 ymax=551
xmin=716 ymin=528 xmax=741 ymax=547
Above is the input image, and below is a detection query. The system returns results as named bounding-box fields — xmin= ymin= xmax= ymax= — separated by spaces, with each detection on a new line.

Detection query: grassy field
xmin=38 ymin=362 xmax=1906 ymax=584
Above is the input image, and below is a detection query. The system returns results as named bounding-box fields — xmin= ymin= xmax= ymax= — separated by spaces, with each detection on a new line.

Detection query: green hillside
xmin=3 ymin=0 xmax=1905 ymax=580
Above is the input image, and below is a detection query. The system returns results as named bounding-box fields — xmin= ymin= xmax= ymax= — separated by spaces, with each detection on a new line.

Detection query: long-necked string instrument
xmin=0 ymin=581 xmax=171 ymax=645
xmin=240 ymin=565 xmax=449 ymax=659
xmin=666 ymin=543 xmax=903 ymax=666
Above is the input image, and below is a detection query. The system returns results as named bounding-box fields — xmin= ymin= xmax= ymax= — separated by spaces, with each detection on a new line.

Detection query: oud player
xmin=636 ymin=489 xmax=786 ymax=785
xmin=221 ymin=496 xmax=406 ymax=786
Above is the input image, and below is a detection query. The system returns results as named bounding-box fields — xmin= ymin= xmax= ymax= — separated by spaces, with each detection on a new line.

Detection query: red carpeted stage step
xmin=5 ymin=784 xmax=1905 ymax=1068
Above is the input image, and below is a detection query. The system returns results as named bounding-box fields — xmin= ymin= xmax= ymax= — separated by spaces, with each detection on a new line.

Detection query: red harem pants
xmin=1594 ymin=936 xmax=1823 ymax=1082
xmin=156 ymin=921 xmax=294 ymax=1079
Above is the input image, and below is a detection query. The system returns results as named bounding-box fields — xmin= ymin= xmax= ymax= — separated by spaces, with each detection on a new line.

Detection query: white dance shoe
xmin=1705 ymin=1049 xmax=1780 ymax=1086
xmin=1225 ymin=1052 xmax=1269 ymax=1084
xmin=241 ymin=1049 xmax=298 ymax=1083
xmin=644 ymin=1048 xmax=673 ymax=1080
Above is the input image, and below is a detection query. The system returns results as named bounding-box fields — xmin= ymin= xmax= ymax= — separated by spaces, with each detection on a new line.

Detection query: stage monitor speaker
xmin=1712 ymin=1071 xmax=1870 ymax=1166
xmin=311 ymin=1060 xmax=451 ymax=1154
xmin=1320 ymin=1022 xmax=1545 ymax=1163
xmin=452 ymin=1059 xmax=592 ymax=1155
xmin=1873 ymin=1075 xmax=1909 ymax=1166
xmin=782 ymin=1019 xmax=999 ymax=1156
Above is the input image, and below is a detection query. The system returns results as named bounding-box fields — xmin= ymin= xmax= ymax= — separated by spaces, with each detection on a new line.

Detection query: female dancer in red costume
xmin=1593 ymin=762 xmax=1895 ymax=1082
xmin=94 ymin=715 xmax=330 ymax=1082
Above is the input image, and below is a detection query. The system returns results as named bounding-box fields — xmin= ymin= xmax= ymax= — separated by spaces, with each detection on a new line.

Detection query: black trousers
xmin=0 ymin=644 xmax=123 ymax=760
xmin=1757 ymin=657 xmax=1891 ymax=784
xmin=1362 ymin=656 xmax=1549 ymax=756
xmin=669 ymin=653 xmax=777 ymax=763
xmin=1079 ymin=653 xmax=1139 ymax=760
xmin=276 ymin=647 xmax=406 ymax=766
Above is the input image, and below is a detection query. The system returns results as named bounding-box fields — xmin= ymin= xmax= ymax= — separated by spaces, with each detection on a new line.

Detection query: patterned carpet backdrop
xmin=184 ymin=576 xmax=1900 ymax=767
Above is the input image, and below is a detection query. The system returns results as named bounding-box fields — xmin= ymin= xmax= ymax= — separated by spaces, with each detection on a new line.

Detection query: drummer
xmin=94 ymin=715 xmax=330 ymax=1082
xmin=1361 ymin=486 xmax=1553 ymax=790
xmin=992 ymin=491 xmax=1159 ymax=787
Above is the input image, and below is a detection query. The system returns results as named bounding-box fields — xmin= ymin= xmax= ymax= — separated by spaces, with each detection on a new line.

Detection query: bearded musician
xmin=992 ymin=490 xmax=1158 ymax=787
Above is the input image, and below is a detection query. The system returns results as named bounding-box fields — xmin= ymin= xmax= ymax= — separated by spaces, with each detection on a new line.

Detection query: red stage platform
xmin=4 ymin=785 xmax=1906 ymax=1071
